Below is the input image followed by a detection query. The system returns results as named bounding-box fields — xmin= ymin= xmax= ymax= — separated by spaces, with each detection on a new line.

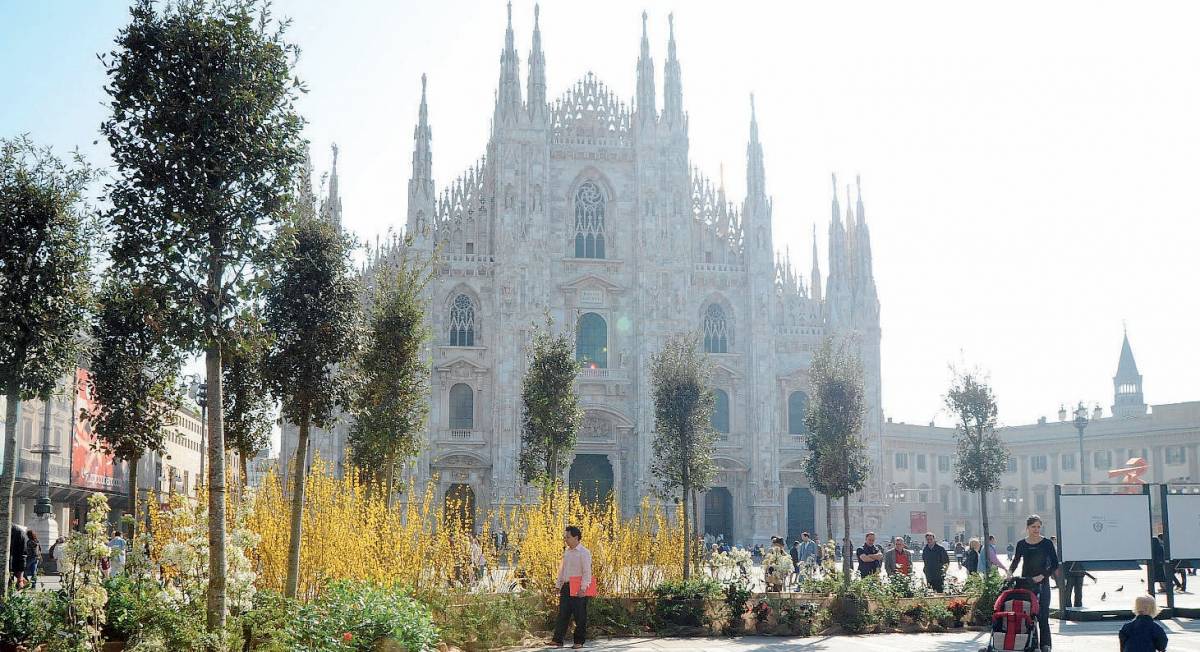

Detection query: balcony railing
xmin=445 ymin=429 xmax=483 ymax=443
xmin=577 ymin=368 xmax=628 ymax=381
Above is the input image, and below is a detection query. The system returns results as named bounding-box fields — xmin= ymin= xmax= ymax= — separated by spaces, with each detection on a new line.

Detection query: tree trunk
xmin=691 ymin=489 xmax=699 ymax=577
xmin=239 ymin=453 xmax=248 ymax=501
xmin=682 ymin=471 xmax=691 ymax=580
xmin=127 ymin=454 xmax=140 ymax=539
xmin=0 ymin=384 xmax=22 ymax=598
xmin=842 ymin=495 xmax=852 ymax=587
xmin=205 ymin=343 xmax=228 ymax=633
xmin=825 ymin=493 xmax=834 ymax=549
xmin=285 ymin=416 xmax=311 ymax=598
xmin=385 ymin=456 xmax=395 ymax=510
xmin=980 ymin=490 xmax=992 ymax=574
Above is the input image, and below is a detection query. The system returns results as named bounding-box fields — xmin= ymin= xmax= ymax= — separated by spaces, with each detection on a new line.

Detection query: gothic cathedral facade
xmin=295 ymin=6 xmax=887 ymax=545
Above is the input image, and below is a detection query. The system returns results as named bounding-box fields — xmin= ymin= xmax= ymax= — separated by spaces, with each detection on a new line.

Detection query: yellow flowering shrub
xmin=237 ymin=459 xmax=686 ymax=601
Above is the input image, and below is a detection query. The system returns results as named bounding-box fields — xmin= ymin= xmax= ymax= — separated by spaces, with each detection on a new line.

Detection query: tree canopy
xmin=0 ymin=136 xmax=96 ymax=596
xmin=349 ymin=243 xmax=434 ymax=500
xmin=100 ymin=0 xmax=307 ymax=626
xmin=518 ymin=321 xmax=583 ymax=490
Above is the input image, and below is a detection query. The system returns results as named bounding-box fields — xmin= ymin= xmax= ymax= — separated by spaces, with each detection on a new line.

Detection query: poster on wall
xmin=910 ymin=511 xmax=928 ymax=534
xmin=1167 ymin=493 xmax=1200 ymax=560
xmin=71 ymin=368 xmax=127 ymax=493
xmin=1058 ymin=493 xmax=1151 ymax=561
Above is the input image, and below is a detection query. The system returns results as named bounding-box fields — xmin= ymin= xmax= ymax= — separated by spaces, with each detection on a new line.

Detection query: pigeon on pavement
xmin=1116 ymin=585 xmax=1124 ymax=592
xmin=1101 ymin=592 xmax=1107 ymax=601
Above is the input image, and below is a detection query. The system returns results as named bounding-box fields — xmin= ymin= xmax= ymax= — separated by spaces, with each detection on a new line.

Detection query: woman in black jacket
xmin=1008 ymin=515 xmax=1059 ymax=652
xmin=965 ymin=537 xmax=981 ymax=575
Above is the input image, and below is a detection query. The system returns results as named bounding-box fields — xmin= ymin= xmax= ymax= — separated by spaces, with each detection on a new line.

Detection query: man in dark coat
xmin=921 ymin=532 xmax=950 ymax=592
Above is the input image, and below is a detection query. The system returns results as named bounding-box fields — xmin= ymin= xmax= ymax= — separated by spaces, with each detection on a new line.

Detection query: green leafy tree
xmin=85 ymin=274 xmax=183 ymax=539
xmin=263 ymin=215 xmax=360 ymax=599
xmin=803 ymin=335 xmax=870 ymax=586
xmin=101 ymin=0 xmax=305 ymax=627
xmin=649 ymin=334 xmax=717 ymax=579
xmin=349 ymin=245 xmax=433 ymax=507
xmin=944 ymin=367 xmax=1008 ymax=574
xmin=0 ymin=136 xmax=94 ymax=596
xmin=518 ymin=322 xmax=583 ymax=495
xmin=222 ymin=314 xmax=274 ymax=493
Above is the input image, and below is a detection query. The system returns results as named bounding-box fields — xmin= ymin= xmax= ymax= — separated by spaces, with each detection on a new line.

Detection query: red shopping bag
xmin=569 ymin=575 xmax=598 ymax=597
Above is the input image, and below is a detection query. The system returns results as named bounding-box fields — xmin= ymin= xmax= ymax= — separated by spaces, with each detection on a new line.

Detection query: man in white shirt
xmin=548 ymin=525 xmax=592 ymax=649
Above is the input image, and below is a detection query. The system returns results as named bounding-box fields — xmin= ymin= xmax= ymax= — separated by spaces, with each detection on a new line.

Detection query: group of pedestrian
xmin=8 ymin=525 xmax=43 ymax=590
xmin=854 ymin=531 xmax=953 ymax=591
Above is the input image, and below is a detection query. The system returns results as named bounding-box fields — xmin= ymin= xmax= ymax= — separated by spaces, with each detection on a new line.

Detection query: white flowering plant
xmin=154 ymin=490 xmax=260 ymax=613
xmin=57 ymin=492 xmax=112 ymax=651
xmin=762 ymin=547 xmax=793 ymax=588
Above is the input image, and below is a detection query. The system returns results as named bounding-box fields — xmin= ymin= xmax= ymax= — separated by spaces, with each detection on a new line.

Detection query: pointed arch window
xmin=574 ymin=180 xmax=606 ymax=259
xmin=449 ymin=383 xmax=474 ymax=430
xmin=449 ymin=294 xmax=476 ymax=346
xmin=787 ymin=391 xmax=809 ymax=435
xmin=711 ymin=389 xmax=730 ymax=434
xmin=703 ymin=304 xmax=731 ymax=353
xmin=576 ymin=312 xmax=608 ymax=369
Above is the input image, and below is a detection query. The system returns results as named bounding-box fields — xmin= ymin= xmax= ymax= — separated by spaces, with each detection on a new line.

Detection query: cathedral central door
xmin=787 ymin=487 xmax=816 ymax=544
xmin=568 ymin=454 xmax=613 ymax=508
xmin=444 ymin=483 xmax=476 ymax=533
xmin=704 ymin=487 xmax=733 ymax=542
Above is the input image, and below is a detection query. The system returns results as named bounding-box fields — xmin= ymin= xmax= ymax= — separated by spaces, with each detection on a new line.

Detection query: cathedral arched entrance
xmin=704 ymin=487 xmax=733 ymax=542
xmin=786 ymin=487 xmax=816 ymax=544
xmin=444 ymin=483 xmax=476 ymax=533
xmin=568 ymin=454 xmax=613 ymax=509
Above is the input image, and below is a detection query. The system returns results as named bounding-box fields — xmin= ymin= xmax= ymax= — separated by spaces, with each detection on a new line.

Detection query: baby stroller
xmin=983 ymin=578 xmax=1040 ymax=652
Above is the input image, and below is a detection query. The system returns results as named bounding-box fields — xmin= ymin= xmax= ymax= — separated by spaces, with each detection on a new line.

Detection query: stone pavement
xmin=527 ymin=618 xmax=1199 ymax=651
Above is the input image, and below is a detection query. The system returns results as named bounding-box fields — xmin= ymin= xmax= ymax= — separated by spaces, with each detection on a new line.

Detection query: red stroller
xmin=984 ymin=578 xmax=1040 ymax=652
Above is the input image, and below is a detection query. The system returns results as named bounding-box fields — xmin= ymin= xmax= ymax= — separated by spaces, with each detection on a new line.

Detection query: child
xmin=1118 ymin=595 xmax=1167 ymax=652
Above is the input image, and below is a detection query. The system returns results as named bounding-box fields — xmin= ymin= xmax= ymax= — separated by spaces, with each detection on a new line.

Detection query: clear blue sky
xmin=4 ymin=1 xmax=1199 ymax=435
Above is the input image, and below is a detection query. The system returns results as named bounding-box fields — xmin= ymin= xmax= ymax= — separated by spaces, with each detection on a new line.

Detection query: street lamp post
xmin=182 ymin=374 xmax=208 ymax=489
xmin=31 ymin=379 xmax=61 ymax=545
xmin=1073 ymin=401 xmax=1089 ymax=485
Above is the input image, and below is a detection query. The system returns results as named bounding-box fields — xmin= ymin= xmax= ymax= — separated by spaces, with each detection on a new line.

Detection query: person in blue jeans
xmin=1118 ymin=595 xmax=1168 ymax=651
xmin=1007 ymin=515 xmax=1058 ymax=652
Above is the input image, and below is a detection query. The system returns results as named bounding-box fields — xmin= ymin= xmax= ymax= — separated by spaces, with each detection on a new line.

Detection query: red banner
xmin=910 ymin=511 xmax=928 ymax=535
xmin=71 ymin=369 xmax=126 ymax=492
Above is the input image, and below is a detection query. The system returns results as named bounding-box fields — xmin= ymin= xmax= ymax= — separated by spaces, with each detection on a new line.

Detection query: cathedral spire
xmin=635 ymin=11 xmax=656 ymax=128
xmin=854 ymin=174 xmax=876 ymax=294
xmin=407 ymin=75 xmax=435 ymax=237
xmin=320 ymin=143 xmax=342 ymax=229
xmin=811 ymin=223 xmax=822 ymax=302
xmin=527 ymin=4 xmax=547 ymax=123
xmin=662 ymin=12 xmax=684 ymax=129
xmin=746 ymin=94 xmax=765 ymax=200
xmin=494 ymin=1 xmax=522 ymax=129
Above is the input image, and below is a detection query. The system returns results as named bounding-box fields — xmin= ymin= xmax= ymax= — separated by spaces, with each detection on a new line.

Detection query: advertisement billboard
xmin=71 ymin=368 xmax=127 ymax=493
xmin=1167 ymin=493 xmax=1200 ymax=560
xmin=1058 ymin=492 xmax=1151 ymax=562
xmin=910 ymin=511 xmax=928 ymax=535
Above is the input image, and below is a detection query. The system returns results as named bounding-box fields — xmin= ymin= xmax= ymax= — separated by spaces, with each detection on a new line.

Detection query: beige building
xmin=880 ymin=334 xmax=1199 ymax=548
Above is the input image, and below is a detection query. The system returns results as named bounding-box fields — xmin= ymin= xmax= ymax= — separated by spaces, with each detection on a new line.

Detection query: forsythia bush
xmin=240 ymin=459 xmax=686 ymax=601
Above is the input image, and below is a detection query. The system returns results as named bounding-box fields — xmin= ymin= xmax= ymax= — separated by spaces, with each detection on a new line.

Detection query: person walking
xmin=1117 ymin=595 xmax=1168 ymax=651
xmin=856 ymin=532 xmax=884 ymax=577
xmin=922 ymin=532 xmax=950 ymax=592
xmin=954 ymin=540 xmax=966 ymax=568
xmin=108 ymin=530 xmax=127 ymax=577
xmin=985 ymin=534 xmax=1004 ymax=573
xmin=23 ymin=530 xmax=41 ymax=588
xmin=548 ymin=525 xmax=592 ymax=649
xmin=965 ymin=538 xmax=981 ymax=576
xmin=798 ymin=532 xmax=818 ymax=565
xmin=885 ymin=537 xmax=913 ymax=576
xmin=1007 ymin=515 xmax=1058 ymax=652
xmin=9 ymin=524 xmax=27 ymax=590
xmin=1062 ymin=561 xmax=1085 ymax=608
xmin=49 ymin=535 xmax=66 ymax=575
xmin=789 ymin=538 xmax=801 ymax=576
xmin=469 ymin=533 xmax=487 ymax=586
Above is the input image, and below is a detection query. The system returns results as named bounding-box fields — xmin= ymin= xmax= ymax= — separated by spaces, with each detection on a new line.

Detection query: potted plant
xmin=947 ymin=598 xmax=970 ymax=628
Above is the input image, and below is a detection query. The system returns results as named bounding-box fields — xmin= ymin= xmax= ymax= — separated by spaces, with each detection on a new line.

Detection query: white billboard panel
xmin=1058 ymin=493 xmax=1152 ymax=562
xmin=1167 ymin=494 xmax=1200 ymax=560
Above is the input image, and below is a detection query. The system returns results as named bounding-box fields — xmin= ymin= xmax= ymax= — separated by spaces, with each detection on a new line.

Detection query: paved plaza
xmin=527 ymin=618 xmax=1199 ymax=651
